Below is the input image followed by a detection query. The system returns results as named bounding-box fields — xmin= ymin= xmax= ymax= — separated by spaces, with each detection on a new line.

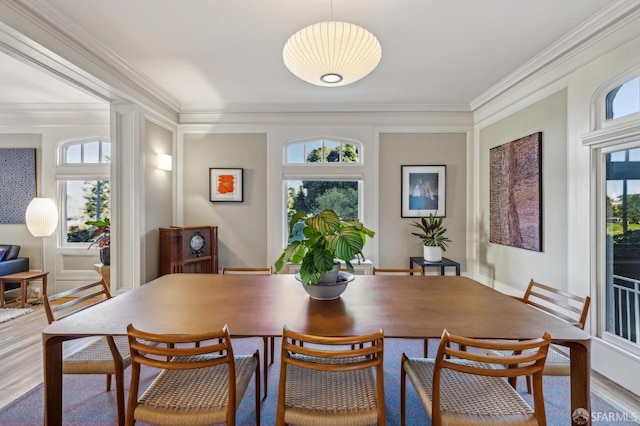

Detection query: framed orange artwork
xmin=209 ymin=168 xmax=243 ymax=202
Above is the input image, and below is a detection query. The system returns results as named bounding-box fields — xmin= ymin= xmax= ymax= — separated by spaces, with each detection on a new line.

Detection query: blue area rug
xmin=0 ymin=337 xmax=635 ymax=425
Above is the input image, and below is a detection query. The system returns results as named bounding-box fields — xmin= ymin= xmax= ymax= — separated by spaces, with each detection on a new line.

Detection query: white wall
xmin=477 ymin=90 xmax=568 ymax=294
xmin=379 ymin=132 xmax=467 ymax=271
xmin=142 ymin=118 xmax=174 ymax=283
xmin=182 ymin=132 xmax=268 ymax=269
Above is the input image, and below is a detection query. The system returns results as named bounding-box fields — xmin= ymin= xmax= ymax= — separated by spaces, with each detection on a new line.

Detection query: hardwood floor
xmin=0 ymin=301 xmax=48 ymax=409
xmin=0 ymin=300 xmax=92 ymax=409
xmin=1 ymin=299 xmax=639 ymax=416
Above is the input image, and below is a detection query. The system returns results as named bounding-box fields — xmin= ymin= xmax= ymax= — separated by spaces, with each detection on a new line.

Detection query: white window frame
xmin=594 ymin=138 xmax=640 ymax=356
xmin=585 ymin=71 xmax=640 ymax=355
xmin=604 ymin=76 xmax=640 ymax=122
xmin=284 ymin=137 xmax=363 ymax=165
xmin=282 ymin=136 xmax=365 ymax=246
xmin=56 ymin=139 xmax=111 ymax=248
xmin=592 ymin=66 xmax=640 ymax=131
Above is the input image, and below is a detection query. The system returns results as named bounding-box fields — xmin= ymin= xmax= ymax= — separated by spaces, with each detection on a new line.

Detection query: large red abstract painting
xmin=489 ymin=132 xmax=542 ymax=251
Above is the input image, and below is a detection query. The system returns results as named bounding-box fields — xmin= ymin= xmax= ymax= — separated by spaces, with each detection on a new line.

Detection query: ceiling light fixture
xmin=283 ymin=15 xmax=381 ymax=87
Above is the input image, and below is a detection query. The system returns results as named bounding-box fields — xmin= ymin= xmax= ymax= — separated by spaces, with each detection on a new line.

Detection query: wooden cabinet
xmin=159 ymin=226 xmax=218 ymax=275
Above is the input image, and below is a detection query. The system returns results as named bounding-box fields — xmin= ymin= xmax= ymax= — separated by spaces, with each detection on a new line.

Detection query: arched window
xmin=283 ymin=137 xmax=364 ymax=227
xmin=57 ymin=139 xmax=111 ymax=245
xmin=605 ymin=76 xmax=640 ymax=121
xmin=285 ymin=138 xmax=361 ymax=164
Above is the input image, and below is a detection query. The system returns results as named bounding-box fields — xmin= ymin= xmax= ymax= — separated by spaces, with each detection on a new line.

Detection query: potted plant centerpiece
xmin=86 ymin=218 xmax=111 ymax=265
xmin=410 ymin=213 xmax=451 ymax=262
xmin=275 ymin=209 xmax=375 ymax=299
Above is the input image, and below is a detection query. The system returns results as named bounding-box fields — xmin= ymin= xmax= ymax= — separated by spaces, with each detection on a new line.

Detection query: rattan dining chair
xmin=489 ymin=279 xmax=591 ymax=392
xmin=221 ymin=266 xmax=274 ymax=398
xmin=126 ymin=323 xmax=260 ymax=426
xmin=401 ymin=329 xmax=551 ymax=426
xmin=276 ymin=325 xmax=386 ymax=426
xmin=43 ymin=279 xmax=130 ymax=426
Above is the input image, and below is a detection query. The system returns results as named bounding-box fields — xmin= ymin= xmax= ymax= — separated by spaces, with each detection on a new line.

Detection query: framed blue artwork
xmin=0 ymin=148 xmax=36 ymax=224
xmin=401 ymin=165 xmax=446 ymax=218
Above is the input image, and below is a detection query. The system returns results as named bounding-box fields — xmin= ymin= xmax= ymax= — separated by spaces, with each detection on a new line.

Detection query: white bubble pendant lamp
xmin=283 ymin=21 xmax=382 ymax=87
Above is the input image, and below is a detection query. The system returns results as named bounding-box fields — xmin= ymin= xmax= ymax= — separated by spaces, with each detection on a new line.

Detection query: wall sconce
xmin=156 ymin=153 xmax=173 ymax=171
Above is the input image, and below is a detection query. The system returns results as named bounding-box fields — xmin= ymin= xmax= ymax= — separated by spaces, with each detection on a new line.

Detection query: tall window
xmin=283 ymin=137 xmax=363 ymax=239
xmin=57 ymin=139 xmax=111 ymax=245
xmin=606 ymin=76 xmax=640 ymax=121
xmin=604 ymin=147 xmax=640 ymax=350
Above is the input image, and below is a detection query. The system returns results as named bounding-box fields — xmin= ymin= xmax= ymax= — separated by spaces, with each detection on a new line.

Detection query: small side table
xmin=0 ymin=270 xmax=48 ymax=308
xmin=409 ymin=257 xmax=461 ymax=276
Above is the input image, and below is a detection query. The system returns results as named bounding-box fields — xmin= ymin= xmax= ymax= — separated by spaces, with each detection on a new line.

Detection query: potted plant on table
xmin=274 ymin=209 xmax=375 ymax=299
xmin=410 ymin=213 xmax=450 ymax=262
xmin=86 ymin=218 xmax=110 ymax=265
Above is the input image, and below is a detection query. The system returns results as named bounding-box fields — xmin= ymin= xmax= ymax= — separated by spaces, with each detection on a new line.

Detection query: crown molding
xmin=0 ymin=0 xmax=180 ymax=120
xmin=0 ymin=103 xmax=109 ymax=125
xmin=470 ymin=0 xmax=640 ymax=112
xmin=179 ymin=109 xmax=473 ymax=127
xmin=180 ymin=102 xmax=471 ymax=115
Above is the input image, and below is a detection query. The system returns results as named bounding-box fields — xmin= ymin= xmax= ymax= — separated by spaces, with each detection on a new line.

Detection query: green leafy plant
xmin=410 ymin=213 xmax=450 ymax=250
xmin=274 ymin=209 xmax=375 ymax=285
xmin=85 ymin=218 xmax=110 ymax=249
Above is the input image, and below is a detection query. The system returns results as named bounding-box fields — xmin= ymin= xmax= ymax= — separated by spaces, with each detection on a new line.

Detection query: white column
xmin=110 ymin=103 xmax=144 ymax=293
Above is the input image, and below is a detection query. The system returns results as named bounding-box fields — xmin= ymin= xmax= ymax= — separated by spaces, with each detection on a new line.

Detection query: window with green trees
xmin=284 ymin=137 xmax=363 ymax=232
xmin=57 ymin=140 xmax=111 ymax=245
xmin=605 ymin=147 xmax=640 ymax=346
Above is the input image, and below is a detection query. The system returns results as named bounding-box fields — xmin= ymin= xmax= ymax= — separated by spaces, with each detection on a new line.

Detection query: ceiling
xmin=0 ymin=0 xmax=619 ymax=113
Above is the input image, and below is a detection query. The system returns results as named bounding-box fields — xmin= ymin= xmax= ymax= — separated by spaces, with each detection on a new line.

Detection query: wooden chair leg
xmin=262 ymin=337 xmax=269 ymax=399
xmin=526 ymin=375 xmax=533 ymax=393
xmin=115 ymin=369 xmax=126 ymax=426
xmin=401 ymin=354 xmax=408 ymax=426
xmin=106 ymin=374 xmax=112 ymax=391
xmin=508 ymin=376 xmax=518 ymax=389
xmin=254 ymin=351 xmax=261 ymax=425
xmin=424 ymin=339 xmax=429 ymax=357
xmin=270 ymin=336 xmax=275 ymax=365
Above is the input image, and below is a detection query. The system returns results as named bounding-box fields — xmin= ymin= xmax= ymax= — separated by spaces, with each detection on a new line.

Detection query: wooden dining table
xmin=42 ymin=274 xmax=592 ymax=425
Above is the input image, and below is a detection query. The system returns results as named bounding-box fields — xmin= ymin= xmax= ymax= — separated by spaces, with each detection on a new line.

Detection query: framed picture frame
xmin=401 ymin=165 xmax=446 ymax=218
xmin=489 ymin=132 xmax=542 ymax=251
xmin=0 ymin=148 xmax=36 ymax=224
xmin=209 ymin=168 xmax=243 ymax=202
